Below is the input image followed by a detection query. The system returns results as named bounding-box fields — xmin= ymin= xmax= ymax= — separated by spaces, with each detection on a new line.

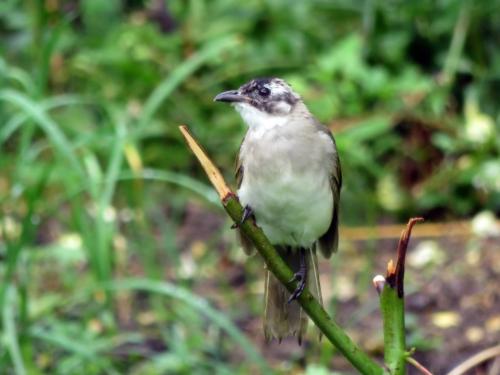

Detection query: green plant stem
xmin=378 ymin=218 xmax=423 ymax=374
xmin=380 ymin=284 xmax=406 ymax=374
xmin=223 ymin=196 xmax=384 ymax=375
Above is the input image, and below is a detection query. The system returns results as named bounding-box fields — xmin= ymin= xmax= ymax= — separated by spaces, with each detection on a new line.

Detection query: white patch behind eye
xmin=273 ymin=101 xmax=292 ymax=114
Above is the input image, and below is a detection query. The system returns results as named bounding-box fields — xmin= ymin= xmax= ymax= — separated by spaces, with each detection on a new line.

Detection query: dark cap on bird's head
xmin=214 ymin=77 xmax=300 ymax=115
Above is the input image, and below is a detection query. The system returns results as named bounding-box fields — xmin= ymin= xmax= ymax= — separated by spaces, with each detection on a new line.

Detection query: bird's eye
xmin=258 ymin=87 xmax=270 ymax=97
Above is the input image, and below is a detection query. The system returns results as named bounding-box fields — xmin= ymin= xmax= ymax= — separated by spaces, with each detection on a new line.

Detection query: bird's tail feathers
xmin=263 ymin=245 xmax=323 ymax=344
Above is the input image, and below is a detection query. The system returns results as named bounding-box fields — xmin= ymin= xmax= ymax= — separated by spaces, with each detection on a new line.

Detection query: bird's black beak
xmin=214 ymin=90 xmax=248 ymax=103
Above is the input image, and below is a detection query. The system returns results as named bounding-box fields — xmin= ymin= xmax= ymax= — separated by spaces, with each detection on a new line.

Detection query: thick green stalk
xmin=378 ymin=217 xmax=423 ymax=374
xmin=380 ymin=284 xmax=406 ymax=374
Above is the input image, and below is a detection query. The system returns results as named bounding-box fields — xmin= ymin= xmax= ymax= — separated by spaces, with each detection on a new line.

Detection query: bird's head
xmin=214 ymin=77 xmax=301 ymax=128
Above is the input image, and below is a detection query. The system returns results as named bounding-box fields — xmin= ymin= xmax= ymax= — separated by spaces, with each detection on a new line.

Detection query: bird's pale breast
xmin=238 ymin=123 xmax=334 ymax=247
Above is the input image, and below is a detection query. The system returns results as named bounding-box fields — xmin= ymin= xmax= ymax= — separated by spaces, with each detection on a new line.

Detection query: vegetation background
xmin=1 ymin=0 xmax=499 ymax=374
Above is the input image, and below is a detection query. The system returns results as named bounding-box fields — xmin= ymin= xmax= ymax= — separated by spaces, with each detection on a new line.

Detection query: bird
xmin=214 ymin=77 xmax=341 ymax=344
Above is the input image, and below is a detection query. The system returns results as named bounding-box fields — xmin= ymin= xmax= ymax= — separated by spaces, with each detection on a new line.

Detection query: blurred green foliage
xmin=0 ymin=0 xmax=499 ymax=373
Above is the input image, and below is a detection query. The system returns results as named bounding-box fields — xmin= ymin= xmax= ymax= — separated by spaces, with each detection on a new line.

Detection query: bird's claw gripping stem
xmin=231 ymin=204 xmax=254 ymax=229
xmin=288 ymin=272 xmax=306 ymax=303
xmin=288 ymin=248 xmax=307 ymax=303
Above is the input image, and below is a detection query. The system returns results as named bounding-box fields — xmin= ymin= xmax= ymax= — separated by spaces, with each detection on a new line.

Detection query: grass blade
xmin=135 ymin=36 xmax=238 ymax=135
xmin=105 ymin=278 xmax=270 ymax=373
xmin=29 ymin=326 xmax=121 ymax=375
xmin=119 ymin=168 xmax=219 ymax=205
xmin=0 ymin=95 xmax=91 ymax=146
xmin=0 ymin=90 xmax=85 ymax=180
xmin=2 ymin=285 xmax=27 ymax=375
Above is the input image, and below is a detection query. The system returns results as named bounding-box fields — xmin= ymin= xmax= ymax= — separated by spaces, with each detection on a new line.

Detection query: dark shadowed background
xmin=1 ymin=1 xmax=499 ymax=374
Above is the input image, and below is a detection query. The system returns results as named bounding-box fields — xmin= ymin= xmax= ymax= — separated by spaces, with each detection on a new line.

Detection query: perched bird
xmin=214 ymin=78 xmax=341 ymax=343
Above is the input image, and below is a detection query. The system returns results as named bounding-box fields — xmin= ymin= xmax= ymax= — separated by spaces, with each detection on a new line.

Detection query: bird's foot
xmin=288 ymin=248 xmax=308 ymax=303
xmin=231 ymin=204 xmax=254 ymax=229
xmin=288 ymin=270 xmax=307 ymax=303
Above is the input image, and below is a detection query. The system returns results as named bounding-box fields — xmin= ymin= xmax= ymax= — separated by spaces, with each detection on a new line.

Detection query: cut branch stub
xmin=179 ymin=125 xmax=232 ymax=200
xmin=385 ymin=217 xmax=424 ymax=298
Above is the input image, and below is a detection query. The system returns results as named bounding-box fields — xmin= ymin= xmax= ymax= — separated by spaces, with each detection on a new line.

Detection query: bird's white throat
xmin=234 ymin=102 xmax=290 ymax=137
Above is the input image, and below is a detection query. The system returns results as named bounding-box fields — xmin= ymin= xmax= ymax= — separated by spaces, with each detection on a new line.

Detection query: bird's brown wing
xmin=317 ymin=126 xmax=342 ymax=258
xmin=235 ymin=147 xmax=256 ymax=256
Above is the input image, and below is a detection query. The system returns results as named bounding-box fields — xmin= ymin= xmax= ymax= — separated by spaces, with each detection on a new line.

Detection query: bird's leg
xmin=231 ymin=204 xmax=254 ymax=229
xmin=288 ymin=248 xmax=307 ymax=303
